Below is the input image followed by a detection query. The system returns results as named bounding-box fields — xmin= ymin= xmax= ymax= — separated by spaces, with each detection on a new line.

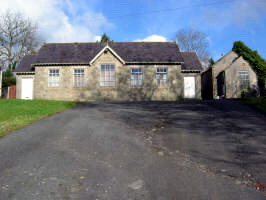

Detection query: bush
xmin=2 ymin=69 xmax=16 ymax=87
xmin=240 ymin=89 xmax=249 ymax=98
xmin=2 ymin=76 xmax=16 ymax=87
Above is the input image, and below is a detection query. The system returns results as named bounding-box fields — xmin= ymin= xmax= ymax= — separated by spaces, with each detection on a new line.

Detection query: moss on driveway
xmin=0 ymin=99 xmax=77 ymax=138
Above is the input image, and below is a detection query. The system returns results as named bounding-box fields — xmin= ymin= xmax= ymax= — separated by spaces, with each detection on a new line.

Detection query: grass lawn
xmin=243 ymin=97 xmax=266 ymax=114
xmin=0 ymin=99 xmax=77 ymax=138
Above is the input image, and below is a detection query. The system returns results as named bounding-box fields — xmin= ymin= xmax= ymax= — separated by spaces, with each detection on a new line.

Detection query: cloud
xmin=135 ymin=34 xmax=168 ymax=42
xmin=0 ymin=0 xmax=112 ymax=42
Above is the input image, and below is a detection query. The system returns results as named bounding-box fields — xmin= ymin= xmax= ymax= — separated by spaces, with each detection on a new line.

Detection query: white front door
xmin=184 ymin=77 xmax=196 ymax=98
xmin=21 ymin=78 xmax=33 ymax=100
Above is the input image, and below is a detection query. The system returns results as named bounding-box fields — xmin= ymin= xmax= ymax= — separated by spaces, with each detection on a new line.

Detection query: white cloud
xmin=135 ymin=34 xmax=168 ymax=42
xmin=0 ymin=0 xmax=112 ymax=42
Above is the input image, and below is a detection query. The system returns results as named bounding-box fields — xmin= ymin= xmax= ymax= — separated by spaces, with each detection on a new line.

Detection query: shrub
xmin=2 ymin=69 xmax=16 ymax=87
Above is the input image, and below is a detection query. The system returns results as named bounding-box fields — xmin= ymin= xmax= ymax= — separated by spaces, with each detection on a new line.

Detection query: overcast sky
xmin=0 ymin=0 xmax=265 ymax=60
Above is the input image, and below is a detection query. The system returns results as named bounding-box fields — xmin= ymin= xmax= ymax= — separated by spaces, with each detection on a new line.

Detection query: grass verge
xmin=0 ymin=99 xmax=77 ymax=138
xmin=243 ymin=97 xmax=266 ymax=114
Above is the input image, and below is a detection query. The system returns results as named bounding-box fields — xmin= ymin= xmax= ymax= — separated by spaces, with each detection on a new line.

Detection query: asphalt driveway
xmin=0 ymin=100 xmax=265 ymax=200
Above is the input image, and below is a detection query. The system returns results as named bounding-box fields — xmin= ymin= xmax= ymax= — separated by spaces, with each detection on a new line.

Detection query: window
xmin=239 ymin=71 xmax=249 ymax=90
xmin=74 ymin=69 xmax=85 ymax=87
xmin=100 ymin=64 xmax=116 ymax=86
xmin=156 ymin=68 xmax=168 ymax=86
xmin=131 ymin=68 xmax=143 ymax=86
xmin=48 ymin=69 xmax=59 ymax=87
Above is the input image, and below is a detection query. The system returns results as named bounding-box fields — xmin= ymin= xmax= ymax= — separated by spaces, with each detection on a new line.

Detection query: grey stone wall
xmin=224 ymin=56 xmax=258 ymax=98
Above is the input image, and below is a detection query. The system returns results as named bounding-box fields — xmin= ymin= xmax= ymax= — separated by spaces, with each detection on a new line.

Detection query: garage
xmin=21 ymin=78 xmax=33 ymax=100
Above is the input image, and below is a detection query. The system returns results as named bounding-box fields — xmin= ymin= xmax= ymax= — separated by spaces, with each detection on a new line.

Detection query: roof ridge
xmin=111 ymin=41 xmax=176 ymax=43
xmin=43 ymin=42 xmax=102 ymax=45
xmin=43 ymin=41 xmax=176 ymax=45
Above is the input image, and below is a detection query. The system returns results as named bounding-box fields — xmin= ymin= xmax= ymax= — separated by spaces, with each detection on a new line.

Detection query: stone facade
xmin=17 ymin=50 xmax=201 ymax=101
xmin=201 ymin=51 xmax=259 ymax=99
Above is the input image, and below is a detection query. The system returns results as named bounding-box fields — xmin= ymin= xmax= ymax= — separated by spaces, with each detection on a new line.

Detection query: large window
xmin=74 ymin=69 xmax=85 ymax=87
xmin=239 ymin=71 xmax=249 ymax=90
xmin=156 ymin=67 xmax=168 ymax=86
xmin=48 ymin=69 xmax=59 ymax=87
xmin=100 ymin=64 xmax=116 ymax=86
xmin=131 ymin=68 xmax=143 ymax=86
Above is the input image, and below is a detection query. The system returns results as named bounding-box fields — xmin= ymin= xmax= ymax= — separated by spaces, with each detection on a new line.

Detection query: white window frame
xmin=130 ymin=68 xmax=143 ymax=86
xmin=156 ymin=67 xmax=168 ymax=86
xmin=100 ymin=64 xmax=116 ymax=87
xmin=48 ymin=69 xmax=60 ymax=87
xmin=73 ymin=69 xmax=85 ymax=88
xmin=239 ymin=71 xmax=249 ymax=90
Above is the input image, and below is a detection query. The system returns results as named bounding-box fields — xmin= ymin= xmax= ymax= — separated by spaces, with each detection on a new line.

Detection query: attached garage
xmin=181 ymin=52 xmax=202 ymax=99
xmin=14 ymin=55 xmax=36 ymax=100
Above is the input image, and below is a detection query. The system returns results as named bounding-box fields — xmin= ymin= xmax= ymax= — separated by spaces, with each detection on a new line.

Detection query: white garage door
xmin=184 ymin=77 xmax=196 ymax=98
xmin=21 ymin=78 xmax=33 ymax=100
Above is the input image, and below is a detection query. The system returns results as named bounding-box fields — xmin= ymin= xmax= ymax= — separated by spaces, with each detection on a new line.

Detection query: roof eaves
xmin=181 ymin=69 xmax=201 ymax=73
xmin=33 ymin=63 xmax=91 ymax=66
xmin=14 ymin=71 xmax=35 ymax=74
xmin=125 ymin=62 xmax=184 ymax=65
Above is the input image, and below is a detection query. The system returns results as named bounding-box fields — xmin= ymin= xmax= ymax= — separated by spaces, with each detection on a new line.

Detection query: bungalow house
xmin=14 ymin=42 xmax=203 ymax=101
xmin=201 ymin=51 xmax=259 ymax=99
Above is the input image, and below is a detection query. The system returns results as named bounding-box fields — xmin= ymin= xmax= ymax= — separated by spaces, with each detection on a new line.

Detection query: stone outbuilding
xmin=201 ymin=51 xmax=259 ymax=99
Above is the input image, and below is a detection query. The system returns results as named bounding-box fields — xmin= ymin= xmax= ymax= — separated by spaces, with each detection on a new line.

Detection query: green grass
xmin=243 ymin=97 xmax=266 ymax=114
xmin=0 ymin=99 xmax=77 ymax=138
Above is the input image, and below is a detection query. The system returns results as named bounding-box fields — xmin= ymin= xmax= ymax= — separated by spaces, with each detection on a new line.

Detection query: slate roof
xmin=109 ymin=42 xmax=182 ymax=63
xmin=14 ymin=55 xmax=36 ymax=72
xmin=35 ymin=43 xmax=105 ymax=64
xmin=15 ymin=42 xmax=202 ymax=72
xmin=34 ymin=42 xmax=183 ymax=64
xmin=181 ymin=52 xmax=203 ymax=71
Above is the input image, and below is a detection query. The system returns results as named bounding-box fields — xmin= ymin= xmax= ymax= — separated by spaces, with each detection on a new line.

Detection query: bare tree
xmin=176 ymin=28 xmax=210 ymax=65
xmin=0 ymin=10 xmax=42 ymax=70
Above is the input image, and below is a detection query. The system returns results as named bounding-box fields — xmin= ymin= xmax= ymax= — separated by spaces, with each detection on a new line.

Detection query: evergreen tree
xmin=100 ymin=33 xmax=113 ymax=43
xmin=208 ymin=58 xmax=215 ymax=66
